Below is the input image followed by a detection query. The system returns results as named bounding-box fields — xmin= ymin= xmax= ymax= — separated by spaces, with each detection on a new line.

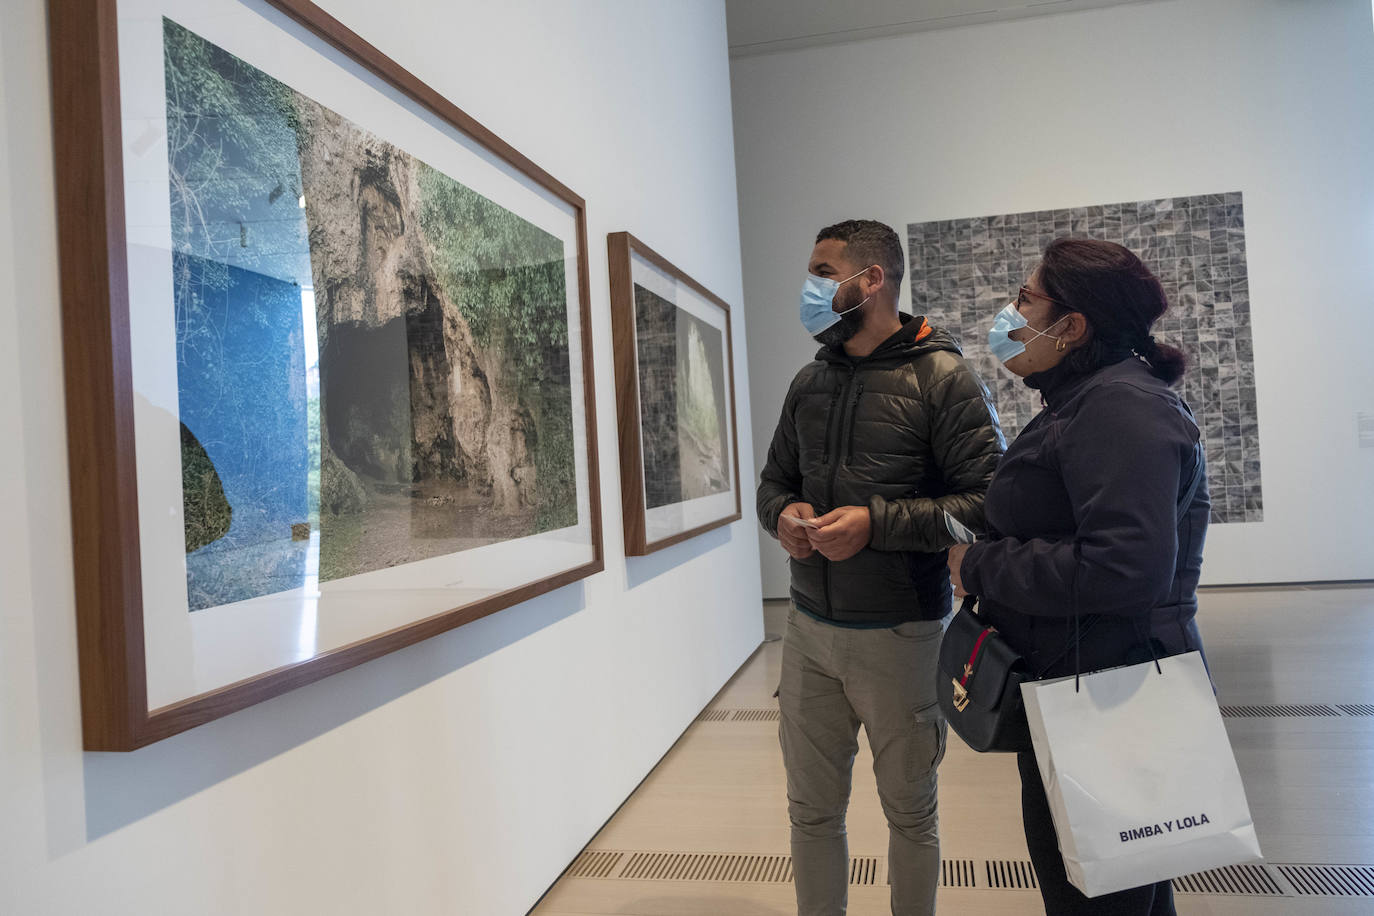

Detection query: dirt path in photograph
xmin=320 ymin=482 xmax=535 ymax=583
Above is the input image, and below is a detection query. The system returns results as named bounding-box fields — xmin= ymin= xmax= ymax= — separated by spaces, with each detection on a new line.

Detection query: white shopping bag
xmin=1020 ymin=651 xmax=1262 ymax=898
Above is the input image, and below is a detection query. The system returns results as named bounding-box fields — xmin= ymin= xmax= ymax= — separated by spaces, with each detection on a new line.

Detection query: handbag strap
xmin=955 ymin=595 xmax=996 ymax=689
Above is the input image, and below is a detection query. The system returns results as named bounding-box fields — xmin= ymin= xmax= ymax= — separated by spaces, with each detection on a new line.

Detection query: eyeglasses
xmin=1016 ymin=285 xmax=1060 ymax=308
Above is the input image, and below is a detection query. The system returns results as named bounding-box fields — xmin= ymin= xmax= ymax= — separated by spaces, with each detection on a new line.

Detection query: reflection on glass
xmin=164 ymin=17 xmax=577 ymax=614
xmin=302 ymin=285 xmax=321 ymax=532
xmin=295 ymin=529 xmax=320 ymax=661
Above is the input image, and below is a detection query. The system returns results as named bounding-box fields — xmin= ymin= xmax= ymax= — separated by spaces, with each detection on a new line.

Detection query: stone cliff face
xmin=633 ymin=284 xmax=682 ymax=510
xmin=678 ymin=319 xmax=729 ymax=500
xmin=294 ymin=101 xmax=536 ymax=516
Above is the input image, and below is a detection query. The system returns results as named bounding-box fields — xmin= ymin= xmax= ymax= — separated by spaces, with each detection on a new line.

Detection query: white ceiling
xmin=726 ymin=0 xmax=1158 ymax=57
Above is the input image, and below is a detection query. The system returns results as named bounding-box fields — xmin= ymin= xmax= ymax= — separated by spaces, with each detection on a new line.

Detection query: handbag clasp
xmin=951 ymin=679 xmax=970 ymax=712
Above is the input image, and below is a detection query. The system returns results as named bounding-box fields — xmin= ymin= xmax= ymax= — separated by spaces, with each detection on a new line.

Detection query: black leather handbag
xmin=937 ymin=595 xmax=1032 ymax=753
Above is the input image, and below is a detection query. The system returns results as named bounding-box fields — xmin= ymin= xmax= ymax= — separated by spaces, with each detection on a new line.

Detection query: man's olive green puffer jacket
xmin=758 ymin=314 xmax=1005 ymax=625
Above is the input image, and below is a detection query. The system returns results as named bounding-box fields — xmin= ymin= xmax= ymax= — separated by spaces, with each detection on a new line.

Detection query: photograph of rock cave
xmin=164 ymin=18 xmax=577 ymax=612
xmin=632 ymin=283 xmax=732 ymax=511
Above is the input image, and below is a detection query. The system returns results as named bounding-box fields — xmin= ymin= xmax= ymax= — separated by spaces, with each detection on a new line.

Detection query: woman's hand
xmin=947 ymin=543 xmax=971 ymax=597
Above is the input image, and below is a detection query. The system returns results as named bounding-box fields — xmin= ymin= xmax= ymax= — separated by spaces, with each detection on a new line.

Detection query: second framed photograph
xmin=607 ymin=233 xmax=741 ymax=556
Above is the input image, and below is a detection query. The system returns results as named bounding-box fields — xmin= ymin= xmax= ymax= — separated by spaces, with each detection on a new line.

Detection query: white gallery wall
xmin=733 ymin=0 xmax=1374 ymax=595
xmin=0 ymin=2 xmax=761 ymax=914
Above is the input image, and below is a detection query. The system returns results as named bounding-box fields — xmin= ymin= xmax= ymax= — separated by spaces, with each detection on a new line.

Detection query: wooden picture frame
xmin=607 ymin=232 xmax=741 ymax=556
xmin=49 ymin=0 xmax=603 ymax=751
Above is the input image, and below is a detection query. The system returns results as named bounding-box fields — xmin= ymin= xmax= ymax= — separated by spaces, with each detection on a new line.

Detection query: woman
xmin=947 ymin=238 xmax=1209 ymax=916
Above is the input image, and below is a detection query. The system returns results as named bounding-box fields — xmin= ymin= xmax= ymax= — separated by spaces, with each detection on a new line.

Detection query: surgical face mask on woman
xmin=798 ymin=266 xmax=874 ymax=336
xmin=987 ymin=302 xmax=1069 ymax=365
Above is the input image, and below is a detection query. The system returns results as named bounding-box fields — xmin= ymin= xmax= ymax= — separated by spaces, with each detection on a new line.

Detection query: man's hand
xmin=777 ymin=502 xmax=817 ymax=559
xmin=807 ymin=506 xmax=871 ymax=562
xmin=947 ymin=543 xmax=971 ymax=597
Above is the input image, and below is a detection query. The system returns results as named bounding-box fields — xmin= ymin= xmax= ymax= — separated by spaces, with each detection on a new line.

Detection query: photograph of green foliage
xmin=51 ymin=0 xmax=601 ymax=749
xmin=165 ymin=19 xmax=577 ymax=610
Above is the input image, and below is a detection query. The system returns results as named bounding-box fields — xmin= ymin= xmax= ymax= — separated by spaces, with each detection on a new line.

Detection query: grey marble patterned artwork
xmin=908 ymin=193 xmax=1260 ymax=524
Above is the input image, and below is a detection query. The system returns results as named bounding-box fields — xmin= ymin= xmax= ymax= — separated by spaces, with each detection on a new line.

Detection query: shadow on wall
xmin=625 ymin=525 xmax=734 ymax=590
xmin=78 ymin=582 xmax=586 ymax=841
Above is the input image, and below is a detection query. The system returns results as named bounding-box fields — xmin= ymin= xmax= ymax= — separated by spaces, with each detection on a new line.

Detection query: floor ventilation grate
xmin=986 ymin=859 xmax=1039 ymax=890
xmin=571 ymin=852 xmax=1374 ymax=898
xmin=695 ymin=709 xmax=732 ymax=722
xmin=731 ymin=708 xmax=781 ymax=722
xmin=1279 ymin=864 xmax=1374 ymax=897
xmin=1220 ymin=704 xmax=1339 ymax=718
xmin=1172 ymin=863 xmax=1285 ymax=896
xmin=849 ymin=857 xmax=880 ymax=886
xmin=567 ymin=850 xmax=622 ymax=879
xmin=941 ymin=858 xmax=977 ymax=888
xmin=1337 ymin=704 xmax=1374 ymax=716
xmin=620 ymin=852 xmax=793 ymax=883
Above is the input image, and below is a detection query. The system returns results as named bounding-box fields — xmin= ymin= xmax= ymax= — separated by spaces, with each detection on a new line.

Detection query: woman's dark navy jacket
xmin=959 ymin=356 xmax=1209 ymax=677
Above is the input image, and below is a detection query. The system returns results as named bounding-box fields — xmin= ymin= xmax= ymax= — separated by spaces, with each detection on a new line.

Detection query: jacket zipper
xmin=842 ymin=382 xmax=865 ymax=465
xmin=823 ymin=367 xmax=859 ymax=615
xmin=820 ymin=387 xmax=842 ymax=467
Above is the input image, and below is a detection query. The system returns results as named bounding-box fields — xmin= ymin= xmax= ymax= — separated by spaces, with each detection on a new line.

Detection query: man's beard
xmin=812 ymin=305 xmax=866 ymax=348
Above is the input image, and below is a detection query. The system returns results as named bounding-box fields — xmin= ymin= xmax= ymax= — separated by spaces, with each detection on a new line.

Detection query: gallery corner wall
xmin=732 ymin=0 xmax=1374 ymax=597
xmin=1 ymin=1 xmax=759 ymax=914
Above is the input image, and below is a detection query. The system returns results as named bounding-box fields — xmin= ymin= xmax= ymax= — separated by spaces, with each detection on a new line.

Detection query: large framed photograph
xmin=607 ymin=233 xmax=740 ymax=556
xmin=50 ymin=0 xmax=602 ymax=750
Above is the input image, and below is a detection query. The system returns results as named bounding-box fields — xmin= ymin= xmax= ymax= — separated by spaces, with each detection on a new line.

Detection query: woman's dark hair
xmin=1037 ymin=238 xmax=1187 ymax=385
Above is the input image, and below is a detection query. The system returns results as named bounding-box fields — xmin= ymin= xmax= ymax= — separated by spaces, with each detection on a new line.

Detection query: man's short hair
xmin=815 ymin=220 xmax=905 ymax=294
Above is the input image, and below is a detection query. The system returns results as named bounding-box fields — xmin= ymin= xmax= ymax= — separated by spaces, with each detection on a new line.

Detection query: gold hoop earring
xmin=1055 ymin=339 xmax=1067 ymax=352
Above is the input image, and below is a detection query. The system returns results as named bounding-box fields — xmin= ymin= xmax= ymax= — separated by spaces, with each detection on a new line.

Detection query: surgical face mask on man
xmin=987 ymin=302 xmax=1068 ymax=365
xmin=798 ymin=266 xmax=874 ymax=336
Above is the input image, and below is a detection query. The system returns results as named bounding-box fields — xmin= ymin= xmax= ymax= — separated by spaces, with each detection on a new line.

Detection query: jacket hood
xmin=817 ymin=313 xmax=963 ymax=366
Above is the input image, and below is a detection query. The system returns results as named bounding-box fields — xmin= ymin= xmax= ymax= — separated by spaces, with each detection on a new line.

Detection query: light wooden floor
xmin=533 ymin=586 xmax=1374 ymax=915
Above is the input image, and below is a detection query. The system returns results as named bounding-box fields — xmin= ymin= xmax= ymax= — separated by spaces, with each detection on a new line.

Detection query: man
xmin=757 ymin=219 xmax=1004 ymax=916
